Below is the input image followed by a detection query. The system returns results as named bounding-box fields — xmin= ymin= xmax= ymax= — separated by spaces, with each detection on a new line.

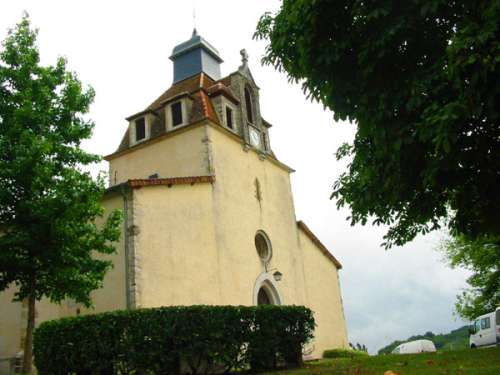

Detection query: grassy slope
xmin=262 ymin=347 xmax=500 ymax=375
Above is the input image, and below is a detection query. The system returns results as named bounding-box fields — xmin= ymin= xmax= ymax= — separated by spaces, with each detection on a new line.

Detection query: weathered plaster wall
xmin=207 ymin=125 xmax=308 ymax=306
xmin=133 ymin=183 xmax=220 ymax=307
xmin=108 ymin=124 xmax=210 ymax=186
xmin=207 ymin=123 xmax=348 ymax=357
xmin=298 ymin=227 xmax=349 ymax=356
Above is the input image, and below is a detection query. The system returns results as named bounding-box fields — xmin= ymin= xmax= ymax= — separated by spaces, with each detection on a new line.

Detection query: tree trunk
xmin=22 ymin=293 xmax=36 ymax=373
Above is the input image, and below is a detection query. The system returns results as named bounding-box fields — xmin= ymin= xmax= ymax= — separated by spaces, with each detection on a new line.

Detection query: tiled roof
xmin=146 ymin=73 xmax=215 ymax=111
xmin=129 ymin=176 xmax=215 ymax=187
xmin=112 ymin=73 xmax=226 ymax=155
xmin=191 ymin=89 xmax=219 ymax=124
xmin=207 ymin=82 xmax=239 ymax=104
xmin=108 ymin=70 xmax=280 ymax=167
xmin=297 ymin=221 xmax=342 ymax=269
xmin=219 ymin=75 xmax=232 ymax=87
xmin=106 ymin=176 xmax=215 ymax=195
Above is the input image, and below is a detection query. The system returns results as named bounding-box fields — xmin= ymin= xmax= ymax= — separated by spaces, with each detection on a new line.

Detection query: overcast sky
xmin=1 ymin=1 xmax=472 ymax=353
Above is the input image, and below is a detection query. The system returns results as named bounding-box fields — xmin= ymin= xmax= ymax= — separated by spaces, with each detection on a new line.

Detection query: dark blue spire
xmin=169 ymin=30 xmax=223 ymax=83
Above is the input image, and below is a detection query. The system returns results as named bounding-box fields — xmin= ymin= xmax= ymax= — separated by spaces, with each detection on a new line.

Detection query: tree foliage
xmin=255 ymin=0 xmax=500 ymax=248
xmin=0 ymin=15 xmax=122 ymax=371
xmin=440 ymin=235 xmax=500 ymax=319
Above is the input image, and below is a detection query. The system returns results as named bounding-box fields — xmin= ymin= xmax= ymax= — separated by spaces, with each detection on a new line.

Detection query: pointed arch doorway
xmin=257 ymin=287 xmax=272 ymax=305
xmin=253 ymin=274 xmax=282 ymax=306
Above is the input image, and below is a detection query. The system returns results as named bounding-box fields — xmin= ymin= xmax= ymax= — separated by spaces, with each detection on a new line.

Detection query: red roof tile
xmin=207 ymin=82 xmax=239 ymax=104
xmin=146 ymin=73 xmax=215 ymax=111
xmin=106 ymin=176 xmax=216 ymax=194
xmin=129 ymin=176 xmax=215 ymax=188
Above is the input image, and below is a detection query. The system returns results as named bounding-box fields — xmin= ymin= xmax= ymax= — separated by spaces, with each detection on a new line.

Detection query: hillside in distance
xmin=378 ymin=325 xmax=469 ymax=354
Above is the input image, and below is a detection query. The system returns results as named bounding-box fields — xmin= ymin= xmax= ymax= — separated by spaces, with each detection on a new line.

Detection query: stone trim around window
xmin=222 ymin=98 xmax=238 ymax=134
xmin=165 ymin=98 xmax=192 ymax=131
xmin=129 ymin=114 xmax=153 ymax=146
xmin=252 ymin=272 xmax=282 ymax=305
xmin=255 ymin=230 xmax=272 ymax=264
xmin=244 ymin=86 xmax=254 ymax=124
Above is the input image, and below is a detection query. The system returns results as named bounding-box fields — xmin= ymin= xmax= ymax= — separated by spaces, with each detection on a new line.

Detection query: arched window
xmin=244 ymin=87 xmax=254 ymax=123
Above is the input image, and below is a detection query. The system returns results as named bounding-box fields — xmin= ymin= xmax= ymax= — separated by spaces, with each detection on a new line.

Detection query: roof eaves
xmin=129 ymin=175 xmax=215 ymax=188
xmin=208 ymin=84 xmax=240 ymax=105
xmin=170 ymin=35 xmax=223 ymax=63
xmin=262 ymin=118 xmax=273 ymax=128
xmin=104 ymin=119 xmax=208 ymax=161
xmin=297 ymin=220 xmax=342 ymax=269
xmin=125 ymin=109 xmax=156 ymax=122
xmin=158 ymin=91 xmax=192 ymax=107
xmin=105 ymin=175 xmax=216 ymax=195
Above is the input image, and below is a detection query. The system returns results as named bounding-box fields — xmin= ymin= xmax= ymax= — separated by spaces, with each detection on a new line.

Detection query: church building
xmin=0 ymin=31 xmax=348 ymax=371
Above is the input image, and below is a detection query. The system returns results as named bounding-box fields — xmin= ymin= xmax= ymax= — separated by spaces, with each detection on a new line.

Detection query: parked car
xmin=469 ymin=306 xmax=500 ymax=348
xmin=391 ymin=339 xmax=437 ymax=354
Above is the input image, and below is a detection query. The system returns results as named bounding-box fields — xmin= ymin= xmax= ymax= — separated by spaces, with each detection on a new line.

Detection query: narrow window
xmin=226 ymin=106 xmax=233 ymax=129
xmin=135 ymin=117 xmax=146 ymax=141
xmin=244 ymin=87 xmax=253 ymax=123
xmin=262 ymin=132 xmax=268 ymax=150
xmin=171 ymin=101 xmax=183 ymax=127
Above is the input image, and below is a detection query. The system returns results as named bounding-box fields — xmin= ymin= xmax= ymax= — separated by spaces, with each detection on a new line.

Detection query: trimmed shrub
xmin=323 ymin=348 xmax=369 ymax=359
xmin=248 ymin=305 xmax=312 ymax=371
xmin=33 ymin=305 xmax=314 ymax=375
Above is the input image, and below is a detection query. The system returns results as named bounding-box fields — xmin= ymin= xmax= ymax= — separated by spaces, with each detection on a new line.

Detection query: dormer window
xmin=225 ymin=106 xmax=233 ymax=129
xmin=129 ymin=113 xmax=152 ymax=146
xmin=165 ymin=98 xmax=191 ymax=130
xmin=171 ymin=101 xmax=183 ymax=127
xmin=244 ymin=87 xmax=254 ymax=123
xmin=135 ymin=117 xmax=146 ymax=141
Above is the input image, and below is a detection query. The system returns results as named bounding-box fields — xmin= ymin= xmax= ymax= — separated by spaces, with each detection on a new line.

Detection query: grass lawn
xmin=262 ymin=347 xmax=500 ymax=375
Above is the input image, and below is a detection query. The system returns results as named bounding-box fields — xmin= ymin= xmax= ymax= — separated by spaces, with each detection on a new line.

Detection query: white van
xmin=391 ymin=339 xmax=437 ymax=354
xmin=469 ymin=307 xmax=500 ymax=348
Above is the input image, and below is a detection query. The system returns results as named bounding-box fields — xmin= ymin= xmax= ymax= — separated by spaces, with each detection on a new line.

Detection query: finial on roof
xmin=240 ymin=49 xmax=249 ymax=67
xmin=192 ymin=0 xmax=197 ymax=37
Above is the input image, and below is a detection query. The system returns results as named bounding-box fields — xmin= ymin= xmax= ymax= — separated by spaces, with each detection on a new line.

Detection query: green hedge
xmin=33 ymin=305 xmax=314 ymax=374
xmin=323 ymin=348 xmax=369 ymax=359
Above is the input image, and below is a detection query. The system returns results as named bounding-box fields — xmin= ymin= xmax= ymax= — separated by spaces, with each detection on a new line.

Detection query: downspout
xmin=120 ymin=184 xmax=132 ymax=310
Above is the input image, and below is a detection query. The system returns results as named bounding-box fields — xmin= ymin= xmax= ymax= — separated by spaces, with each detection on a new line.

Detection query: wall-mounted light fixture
xmin=264 ymin=263 xmax=283 ymax=282
xmin=273 ymin=270 xmax=283 ymax=282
